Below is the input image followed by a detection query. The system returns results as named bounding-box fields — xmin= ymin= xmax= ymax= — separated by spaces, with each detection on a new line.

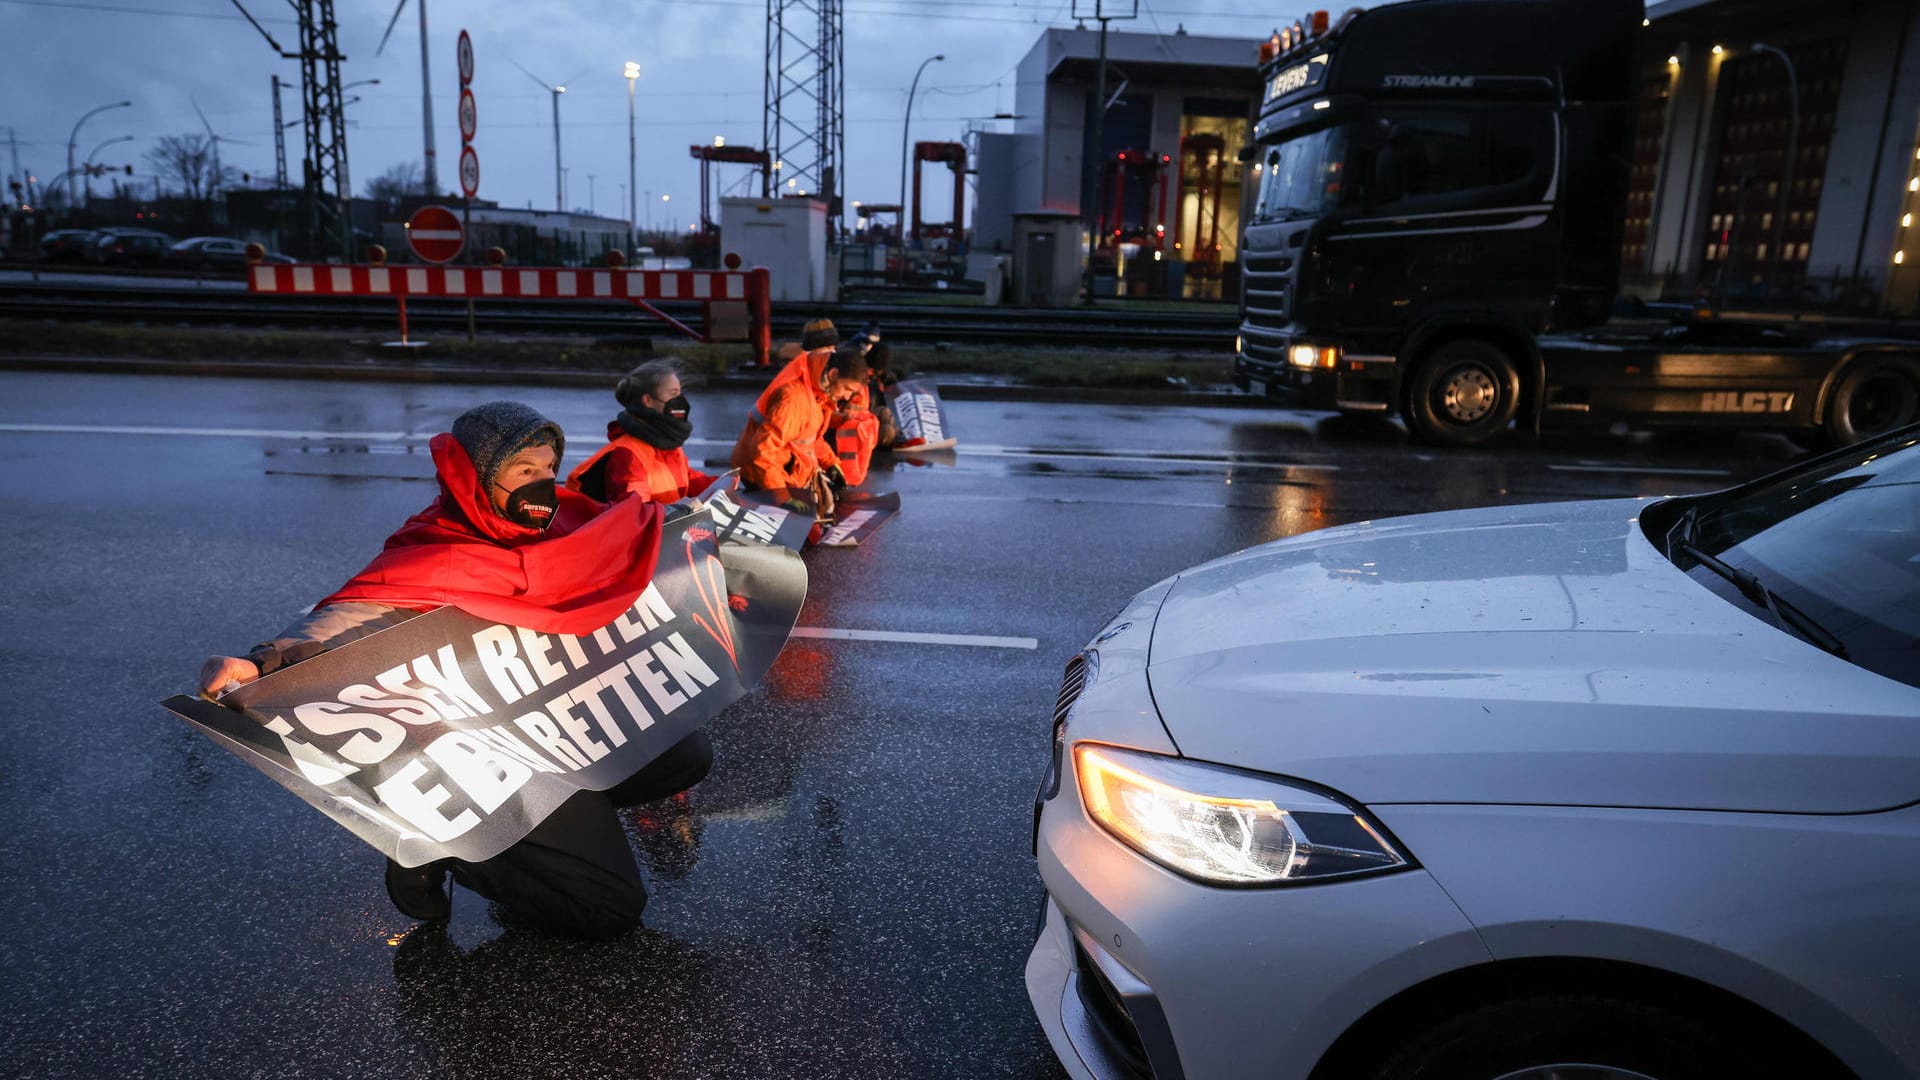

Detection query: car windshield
xmin=1253 ymin=125 xmax=1347 ymax=223
xmin=1684 ymin=428 xmax=1920 ymax=689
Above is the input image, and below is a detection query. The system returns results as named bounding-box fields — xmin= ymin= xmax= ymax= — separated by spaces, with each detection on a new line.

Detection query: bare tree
xmin=365 ymin=160 xmax=424 ymax=207
xmin=145 ymin=134 xmax=239 ymax=204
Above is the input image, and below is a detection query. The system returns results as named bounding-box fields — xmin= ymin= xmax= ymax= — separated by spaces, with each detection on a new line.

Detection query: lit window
xmin=1897 ymin=250 xmax=1907 ymax=265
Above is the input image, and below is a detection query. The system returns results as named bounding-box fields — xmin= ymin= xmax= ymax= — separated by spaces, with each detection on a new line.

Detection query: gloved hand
xmin=823 ymin=463 xmax=848 ymax=494
xmin=780 ymin=497 xmax=812 ymax=515
xmin=665 ymin=496 xmax=704 ymax=520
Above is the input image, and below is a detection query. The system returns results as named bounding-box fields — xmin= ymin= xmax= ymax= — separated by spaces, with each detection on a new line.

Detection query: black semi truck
xmin=1233 ymin=0 xmax=1920 ymax=446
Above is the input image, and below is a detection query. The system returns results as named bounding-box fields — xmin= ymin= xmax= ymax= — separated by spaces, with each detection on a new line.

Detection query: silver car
xmin=1028 ymin=425 xmax=1920 ymax=1080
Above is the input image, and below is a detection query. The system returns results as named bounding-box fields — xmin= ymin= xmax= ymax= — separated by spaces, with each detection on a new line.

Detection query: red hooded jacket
xmin=315 ymin=433 xmax=666 ymax=636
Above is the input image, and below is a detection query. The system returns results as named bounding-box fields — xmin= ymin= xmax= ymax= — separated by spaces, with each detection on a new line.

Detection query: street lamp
xmin=1752 ymin=42 xmax=1799 ymax=294
xmin=67 ymin=100 xmax=131 ymax=216
xmin=899 ymin=54 xmax=945 ymax=255
xmin=513 ymin=60 xmax=574 ymax=211
xmin=625 ymin=60 xmax=640 ymax=254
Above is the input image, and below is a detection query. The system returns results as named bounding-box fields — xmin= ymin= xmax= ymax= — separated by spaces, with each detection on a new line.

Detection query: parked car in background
xmin=164 ymin=236 xmax=251 ymax=272
xmin=1029 ymin=424 xmax=1920 ymax=1080
xmin=38 ymin=229 xmax=101 ymax=262
xmin=88 ymin=228 xmax=173 ymax=267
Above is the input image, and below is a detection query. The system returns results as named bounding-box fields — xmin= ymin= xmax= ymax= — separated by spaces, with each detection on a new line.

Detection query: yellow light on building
xmin=1898 ymin=251 xmax=1908 ymax=265
xmin=1905 ymin=213 xmax=1914 ymax=228
xmin=1667 ymin=55 xmax=1680 ymax=66
xmin=1711 ymin=44 xmax=1724 ymax=55
xmin=1911 ymin=178 xmax=1919 ymax=192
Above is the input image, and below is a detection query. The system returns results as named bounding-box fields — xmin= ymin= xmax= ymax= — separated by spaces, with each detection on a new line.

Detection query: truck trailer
xmin=1233 ymin=0 xmax=1920 ymax=446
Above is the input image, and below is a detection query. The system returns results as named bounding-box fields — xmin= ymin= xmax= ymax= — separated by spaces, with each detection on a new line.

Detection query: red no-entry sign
xmin=407 ymin=204 xmax=464 ymax=263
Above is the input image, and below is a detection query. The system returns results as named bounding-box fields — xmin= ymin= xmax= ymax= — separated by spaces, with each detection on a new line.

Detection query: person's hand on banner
xmin=823 ymin=464 xmax=848 ymax=495
xmin=198 ymin=655 xmax=260 ymax=701
xmin=811 ymin=472 xmax=837 ymax=521
xmin=665 ymin=496 xmax=705 ymax=521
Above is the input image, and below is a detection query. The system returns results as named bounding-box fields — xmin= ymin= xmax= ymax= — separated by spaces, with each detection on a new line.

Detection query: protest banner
xmin=697 ymin=472 xmax=816 ymax=552
xmin=160 ymin=511 xmax=805 ymax=868
xmin=886 ymin=379 xmax=958 ymax=452
xmin=816 ymin=491 xmax=902 ymax=548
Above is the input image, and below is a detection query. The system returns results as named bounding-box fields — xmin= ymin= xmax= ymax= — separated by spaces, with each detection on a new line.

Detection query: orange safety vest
xmin=567 ymin=427 xmax=705 ymax=504
xmin=825 ymin=381 xmax=881 ymax=486
xmin=732 ymin=349 xmax=835 ymax=489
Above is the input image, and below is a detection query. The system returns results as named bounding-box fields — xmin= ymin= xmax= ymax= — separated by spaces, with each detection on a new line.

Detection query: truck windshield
xmin=1254 ymin=126 xmax=1348 ymax=223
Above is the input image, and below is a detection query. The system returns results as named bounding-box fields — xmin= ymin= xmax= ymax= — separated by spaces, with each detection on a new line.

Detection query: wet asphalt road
xmin=0 ymin=370 xmax=1810 ymax=1080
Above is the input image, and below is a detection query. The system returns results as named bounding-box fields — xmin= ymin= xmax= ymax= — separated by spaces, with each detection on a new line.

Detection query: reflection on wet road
xmin=0 ymin=371 xmax=1807 ymax=1078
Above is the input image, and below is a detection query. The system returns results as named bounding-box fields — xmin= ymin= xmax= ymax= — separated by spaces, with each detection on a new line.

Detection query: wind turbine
xmin=190 ymin=98 xmax=252 ymax=201
xmin=511 ymin=60 xmax=583 ymax=213
xmin=375 ymin=0 xmax=437 ymax=195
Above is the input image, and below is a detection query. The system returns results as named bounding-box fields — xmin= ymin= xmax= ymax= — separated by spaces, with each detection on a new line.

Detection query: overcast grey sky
xmin=1 ymin=0 xmax=1295 ymax=229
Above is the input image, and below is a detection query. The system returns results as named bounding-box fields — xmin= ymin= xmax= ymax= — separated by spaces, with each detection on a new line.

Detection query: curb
xmin=0 ymin=353 xmax=1273 ymax=409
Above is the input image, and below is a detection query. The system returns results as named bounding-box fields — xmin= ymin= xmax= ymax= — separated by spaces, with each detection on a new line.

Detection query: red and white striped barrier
xmin=250 ymin=264 xmax=753 ymax=302
xmin=248 ymin=262 xmax=774 ymax=365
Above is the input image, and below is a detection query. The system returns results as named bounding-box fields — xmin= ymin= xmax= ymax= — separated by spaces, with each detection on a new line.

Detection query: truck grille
xmin=1240 ymin=227 xmax=1308 ymax=358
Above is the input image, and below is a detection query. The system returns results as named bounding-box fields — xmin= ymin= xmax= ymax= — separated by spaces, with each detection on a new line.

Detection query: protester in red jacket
xmin=197 ymin=401 xmax=709 ymax=937
xmin=566 ymin=359 xmax=717 ymax=506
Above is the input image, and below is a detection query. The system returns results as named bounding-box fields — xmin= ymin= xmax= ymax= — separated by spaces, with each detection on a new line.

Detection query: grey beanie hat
xmin=451 ymin=401 xmax=565 ymax=490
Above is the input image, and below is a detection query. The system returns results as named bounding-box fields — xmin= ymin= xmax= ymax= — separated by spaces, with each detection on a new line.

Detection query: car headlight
xmin=1073 ymin=744 xmax=1409 ymax=885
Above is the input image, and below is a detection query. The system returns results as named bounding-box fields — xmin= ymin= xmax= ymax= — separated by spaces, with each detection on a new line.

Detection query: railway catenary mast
xmin=763 ymin=0 xmax=845 ymax=235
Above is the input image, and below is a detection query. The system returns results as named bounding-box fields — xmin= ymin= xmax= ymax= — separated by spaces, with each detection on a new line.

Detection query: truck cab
xmin=1236 ymin=0 xmax=1641 ymax=443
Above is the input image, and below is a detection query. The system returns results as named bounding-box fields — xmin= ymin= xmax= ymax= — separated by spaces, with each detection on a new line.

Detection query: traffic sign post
xmin=406 ymin=204 xmax=465 ymax=263
xmin=459 ymin=145 xmax=479 ymax=199
xmin=458 ymin=28 xmax=478 ymax=341
xmin=458 ymin=89 xmax=477 ymax=144
xmin=457 ymin=30 xmax=474 ymax=86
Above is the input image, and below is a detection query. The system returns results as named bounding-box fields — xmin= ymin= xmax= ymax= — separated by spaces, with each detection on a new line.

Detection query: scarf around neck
xmin=617 ymin=407 xmax=693 ymax=450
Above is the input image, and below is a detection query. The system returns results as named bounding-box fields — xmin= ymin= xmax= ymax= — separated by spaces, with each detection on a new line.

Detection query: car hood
xmin=1145 ymin=498 xmax=1920 ymax=813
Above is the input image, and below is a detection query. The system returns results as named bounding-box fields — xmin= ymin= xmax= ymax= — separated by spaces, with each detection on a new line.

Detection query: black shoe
xmin=385 ymin=858 xmax=451 ymax=922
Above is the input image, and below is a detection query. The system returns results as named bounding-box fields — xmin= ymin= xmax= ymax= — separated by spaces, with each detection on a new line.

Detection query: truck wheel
xmin=1824 ymin=358 xmax=1919 ymax=446
xmin=1405 ymin=340 xmax=1521 ymax=446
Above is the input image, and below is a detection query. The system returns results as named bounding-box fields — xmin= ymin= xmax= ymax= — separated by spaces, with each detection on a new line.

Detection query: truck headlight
xmin=1074 ymin=744 xmax=1408 ymax=885
xmin=1288 ymin=343 xmax=1340 ymax=369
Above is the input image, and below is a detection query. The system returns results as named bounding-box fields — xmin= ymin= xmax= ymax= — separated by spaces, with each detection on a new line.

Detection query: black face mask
xmin=659 ymin=394 xmax=691 ymax=421
xmin=500 ymin=477 xmax=558 ymax=531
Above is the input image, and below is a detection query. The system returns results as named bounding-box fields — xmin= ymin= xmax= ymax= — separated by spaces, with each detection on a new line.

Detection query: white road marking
xmin=0 ymin=426 xmax=1332 ymax=477
xmin=790 ymin=627 xmax=1039 ymax=650
xmin=1547 ymin=463 xmax=1732 ymax=478
xmin=690 ymin=437 xmax=1337 ymax=472
xmin=957 ymin=442 xmax=1340 ymax=471
xmin=0 ymin=423 xmax=428 ymax=440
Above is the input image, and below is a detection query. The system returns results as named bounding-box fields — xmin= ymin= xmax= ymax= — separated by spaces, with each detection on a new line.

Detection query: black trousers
xmin=447 ymin=730 xmax=713 ymax=938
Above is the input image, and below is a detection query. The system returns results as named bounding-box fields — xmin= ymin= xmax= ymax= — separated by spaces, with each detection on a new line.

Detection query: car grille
xmin=1054 ymin=654 xmax=1090 ymax=728
xmin=1073 ymin=938 xmax=1155 ymax=1079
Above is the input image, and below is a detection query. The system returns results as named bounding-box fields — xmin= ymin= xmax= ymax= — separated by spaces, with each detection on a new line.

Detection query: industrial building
xmin=972 ymin=26 xmax=1262 ymax=304
xmin=1633 ymin=0 xmax=1920 ymax=313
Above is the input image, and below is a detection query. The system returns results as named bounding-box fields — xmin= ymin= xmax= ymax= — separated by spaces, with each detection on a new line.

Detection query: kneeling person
xmin=731 ymin=340 xmax=870 ymax=513
xmin=567 ymin=358 xmax=716 ymax=505
xmin=197 ymin=401 xmax=711 ymax=938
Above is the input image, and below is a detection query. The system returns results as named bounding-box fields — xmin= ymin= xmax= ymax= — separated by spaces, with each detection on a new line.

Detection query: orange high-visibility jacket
xmin=732 ymin=348 xmax=837 ymax=489
xmin=825 ymin=381 xmax=881 ymax=486
xmin=566 ymin=423 xmax=717 ymax=505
